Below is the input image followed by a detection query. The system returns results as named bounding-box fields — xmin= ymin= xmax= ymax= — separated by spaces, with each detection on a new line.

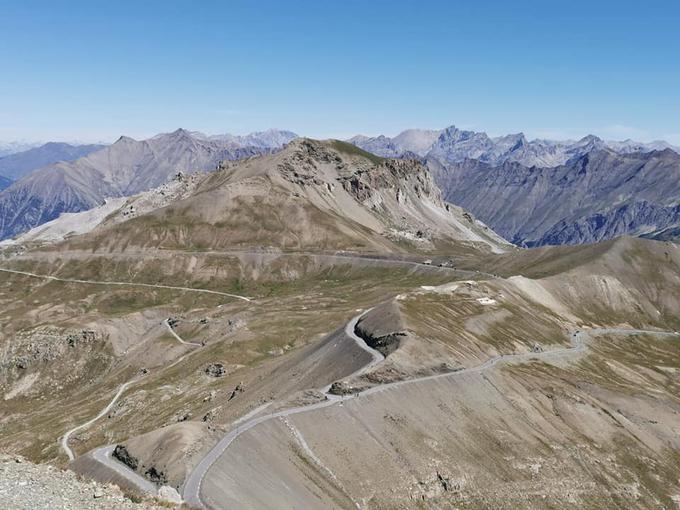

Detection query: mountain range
xmin=0 ymin=142 xmax=105 ymax=181
xmin=0 ymin=140 xmax=43 ymax=158
xmin=429 ymin=148 xmax=680 ymax=246
xmin=350 ymin=126 xmax=680 ymax=168
xmin=2 ymin=124 xmax=680 ymax=247
xmin=2 ymin=135 xmax=679 ymax=510
xmin=350 ymin=126 xmax=680 ymax=246
xmin=19 ymin=138 xmax=506 ymax=255
xmin=0 ymin=129 xmax=297 ymax=241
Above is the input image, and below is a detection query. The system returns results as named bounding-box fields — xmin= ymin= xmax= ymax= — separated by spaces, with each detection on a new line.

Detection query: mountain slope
xmin=348 ymin=129 xmax=442 ymax=157
xmin=0 ymin=142 xmax=105 ymax=181
xmin=202 ymin=128 xmax=298 ymax=148
xmin=70 ymin=139 xmax=509 ymax=254
xmin=1 ymin=173 xmax=202 ymax=246
xmin=430 ymin=148 xmax=680 ymax=246
xmin=0 ymin=175 xmax=10 ymax=192
xmin=0 ymin=129 xmax=295 ymax=241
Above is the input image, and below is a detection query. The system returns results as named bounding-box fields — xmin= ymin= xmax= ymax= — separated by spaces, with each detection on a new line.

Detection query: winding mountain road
xmin=37 ymin=268 xmax=250 ymax=463
xmin=182 ymin=323 xmax=679 ymax=509
xmin=91 ymin=444 xmax=158 ymax=495
xmin=16 ymin=263 xmax=675 ymax=506
xmin=182 ymin=310 xmax=383 ymax=508
xmin=61 ymin=313 xmax=226 ymax=463
xmin=160 ymin=248 xmax=501 ymax=280
xmin=70 ymin=303 xmax=678 ymax=508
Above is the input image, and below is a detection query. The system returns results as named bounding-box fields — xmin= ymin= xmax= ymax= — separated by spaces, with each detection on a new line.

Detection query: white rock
xmin=158 ymin=485 xmax=182 ymax=505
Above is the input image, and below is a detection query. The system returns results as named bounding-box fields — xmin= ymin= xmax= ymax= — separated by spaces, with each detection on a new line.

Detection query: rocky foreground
xmin=0 ymin=454 xmax=171 ymax=510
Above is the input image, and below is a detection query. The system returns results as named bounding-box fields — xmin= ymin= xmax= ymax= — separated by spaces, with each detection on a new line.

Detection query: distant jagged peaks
xmin=430 ymin=144 xmax=680 ymax=247
xmin=348 ymin=125 xmax=680 ymax=247
xmin=349 ymin=125 xmax=679 ymax=168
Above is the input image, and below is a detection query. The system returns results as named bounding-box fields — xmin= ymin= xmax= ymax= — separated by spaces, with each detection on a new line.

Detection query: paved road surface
xmin=182 ymin=309 xmax=382 ymax=508
xmin=91 ymin=445 xmax=158 ymax=495
xmin=32 ymin=258 xmax=674 ymax=506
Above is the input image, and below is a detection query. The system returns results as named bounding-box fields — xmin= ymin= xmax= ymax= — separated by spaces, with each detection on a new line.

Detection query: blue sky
xmin=1 ymin=0 xmax=679 ymax=143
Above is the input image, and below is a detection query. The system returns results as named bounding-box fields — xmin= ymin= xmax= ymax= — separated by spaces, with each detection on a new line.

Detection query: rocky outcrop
xmin=143 ymin=466 xmax=168 ymax=486
xmin=355 ymin=301 xmax=408 ymax=357
xmin=112 ymin=445 xmax=168 ymax=487
xmin=1 ymin=327 xmax=101 ymax=372
xmin=112 ymin=445 xmax=138 ymax=471
xmin=228 ymin=382 xmax=244 ymax=401
xmin=354 ymin=328 xmax=406 ymax=357
xmin=204 ymin=363 xmax=226 ymax=377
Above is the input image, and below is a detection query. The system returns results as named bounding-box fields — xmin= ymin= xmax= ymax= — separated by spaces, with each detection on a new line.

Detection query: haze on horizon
xmin=1 ymin=0 xmax=679 ymax=144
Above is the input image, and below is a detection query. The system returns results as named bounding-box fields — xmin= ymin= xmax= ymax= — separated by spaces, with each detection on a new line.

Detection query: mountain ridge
xmin=48 ymin=138 xmax=509 ymax=255
xmin=0 ymin=129 xmax=297 ymax=241
xmin=0 ymin=142 xmax=105 ymax=181
xmin=430 ymin=147 xmax=680 ymax=246
xmin=349 ymin=125 xmax=679 ymax=167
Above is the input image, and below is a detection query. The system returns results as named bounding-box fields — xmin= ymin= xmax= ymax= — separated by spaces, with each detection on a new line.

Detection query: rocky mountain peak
xmin=438 ymin=125 xmax=489 ymax=144
xmin=170 ymin=127 xmax=193 ymax=138
xmin=274 ymin=139 xmax=444 ymax=210
xmin=114 ymin=135 xmax=138 ymax=145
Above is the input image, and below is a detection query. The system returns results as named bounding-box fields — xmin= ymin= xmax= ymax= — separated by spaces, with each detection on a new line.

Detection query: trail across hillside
xmin=164 ymin=248 xmax=501 ymax=279
xmin=61 ymin=381 xmax=137 ymax=462
xmin=164 ymin=318 xmax=202 ymax=347
xmin=13 ymin=261 xmax=673 ymax=506
xmin=60 ymin=315 xmax=215 ymax=462
xmin=0 ymin=267 xmax=253 ymax=301
xmin=71 ymin=300 xmax=677 ymax=508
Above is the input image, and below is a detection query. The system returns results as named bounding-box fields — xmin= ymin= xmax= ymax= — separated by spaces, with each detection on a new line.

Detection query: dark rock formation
xmin=204 ymin=363 xmax=225 ymax=377
xmin=112 ymin=445 xmax=138 ymax=471
xmin=144 ymin=466 xmax=167 ymax=485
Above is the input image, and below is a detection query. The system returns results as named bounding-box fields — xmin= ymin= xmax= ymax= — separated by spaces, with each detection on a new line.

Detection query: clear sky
xmin=1 ymin=0 xmax=679 ymax=144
